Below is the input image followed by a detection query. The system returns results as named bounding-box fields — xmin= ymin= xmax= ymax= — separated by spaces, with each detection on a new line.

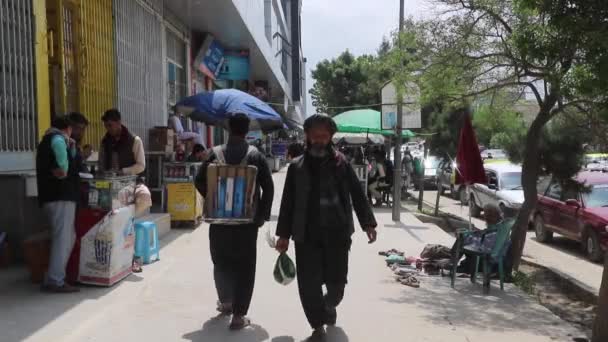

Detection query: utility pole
xmin=392 ymin=0 xmax=405 ymax=222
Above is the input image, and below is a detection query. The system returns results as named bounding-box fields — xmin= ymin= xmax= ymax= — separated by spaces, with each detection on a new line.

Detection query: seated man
xmin=170 ymin=112 xmax=204 ymax=146
xmin=187 ymin=144 xmax=207 ymax=162
xmin=455 ymin=203 xmax=511 ymax=273
xmin=368 ymin=151 xmax=388 ymax=205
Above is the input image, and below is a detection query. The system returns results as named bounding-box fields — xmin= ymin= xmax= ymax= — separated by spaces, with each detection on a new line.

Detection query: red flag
xmin=455 ymin=112 xmax=486 ymax=185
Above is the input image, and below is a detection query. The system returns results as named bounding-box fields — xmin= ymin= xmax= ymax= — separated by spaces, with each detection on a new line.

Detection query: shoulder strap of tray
xmin=213 ymin=145 xmax=257 ymax=167
xmin=213 ymin=145 xmax=226 ymax=164
xmin=240 ymin=146 xmax=258 ymax=167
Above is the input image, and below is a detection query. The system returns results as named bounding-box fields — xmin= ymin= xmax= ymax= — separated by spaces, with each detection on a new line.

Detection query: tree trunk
xmin=593 ymin=256 xmax=608 ymax=342
xmin=510 ymin=110 xmax=553 ymax=270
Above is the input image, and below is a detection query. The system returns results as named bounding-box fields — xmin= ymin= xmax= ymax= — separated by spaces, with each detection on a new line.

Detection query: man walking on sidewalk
xmin=36 ymin=116 xmax=80 ymax=293
xmin=195 ymin=113 xmax=274 ymax=330
xmin=275 ymin=114 xmax=378 ymax=338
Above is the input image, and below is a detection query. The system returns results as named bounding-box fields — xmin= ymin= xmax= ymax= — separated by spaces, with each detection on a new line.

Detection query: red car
xmin=533 ymin=171 xmax=608 ymax=262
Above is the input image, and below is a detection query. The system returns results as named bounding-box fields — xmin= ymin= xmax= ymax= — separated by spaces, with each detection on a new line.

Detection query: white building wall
xmin=232 ymin=0 xmax=291 ymax=100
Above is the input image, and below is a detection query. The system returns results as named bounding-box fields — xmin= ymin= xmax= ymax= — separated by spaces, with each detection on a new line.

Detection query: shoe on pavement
xmin=229 ymin=316 xmax=251 ymax=330
xmin=308 ymin=327 xmax=326 ymax=341
xmin=41 ymin=283 xmax=80 ymax=293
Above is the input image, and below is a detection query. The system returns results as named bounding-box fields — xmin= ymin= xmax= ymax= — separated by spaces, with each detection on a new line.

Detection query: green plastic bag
xmin=273 ymin=253 xmax=296 ymax=285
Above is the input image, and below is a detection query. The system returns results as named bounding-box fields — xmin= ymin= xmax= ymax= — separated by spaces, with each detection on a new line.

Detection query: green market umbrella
xmin=333 ymin=109 xmax=415 ymax=138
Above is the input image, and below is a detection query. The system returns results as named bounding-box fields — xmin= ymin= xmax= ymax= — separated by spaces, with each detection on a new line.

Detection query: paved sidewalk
xmin=0 ymin=171 xmax=585 ymax=342
xmin=410 ymin=190 xmax=603 ymax=295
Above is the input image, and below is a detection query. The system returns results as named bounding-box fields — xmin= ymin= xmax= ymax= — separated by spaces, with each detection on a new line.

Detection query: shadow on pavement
xmin=183 ymin=315 xmax=269 ymax=342
xmin=383 ymin=221 xmax=429 ymax=243
xmin=325 ymin=326 xmax=349 ymax=342
xmin=381 ymin=275 xmax=577 ymax=339
xmin=271 ymin=336 xmax=296 ymax=342
xmin=0 ymin=229 xmax=194 ymax=342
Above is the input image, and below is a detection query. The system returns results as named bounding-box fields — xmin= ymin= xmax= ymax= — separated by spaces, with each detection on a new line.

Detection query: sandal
xmin=398 ymin=274 xmax=420 ymax=288
xmin=394 ymin=268 xmax=417 ymax=277
xmin=229 ymin=316 xmax=251 ymax=330
xmin=132 ymin=262 xmax=143 ymax=273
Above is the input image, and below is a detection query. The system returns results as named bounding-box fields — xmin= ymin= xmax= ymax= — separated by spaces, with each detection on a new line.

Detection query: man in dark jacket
xmin=195 ymin=113 xmax=274 ymax=330
xmin=98 ymin=109 xmax=145 ymax=176
xmin=36 ymin=115 xmax=80 ymax=293
xmin=275 ymin=114 xmax=378 ymax=338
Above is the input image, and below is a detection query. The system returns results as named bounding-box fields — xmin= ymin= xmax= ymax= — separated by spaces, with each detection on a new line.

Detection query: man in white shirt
xmin=368 ymin=150 xmax=388 ymax=205
xmin=169 ymin=113 xmax=204 ymax=147
xmin=98 ymin=109 xmax=146 ymax=176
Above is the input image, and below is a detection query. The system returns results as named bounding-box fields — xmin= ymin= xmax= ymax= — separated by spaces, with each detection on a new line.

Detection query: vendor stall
xmin=164 ymin=162 xmax=203 ymax=227
xmin=66 ymin=175 xmax=137 ymax=287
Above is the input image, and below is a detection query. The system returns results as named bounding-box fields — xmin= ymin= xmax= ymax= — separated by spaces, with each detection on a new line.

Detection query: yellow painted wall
xmin=45 ymin=0 xmax=115 ymax=147
xmin=34 ymin=0 xmax=51 ymax=140
xmin=77 ymin=0 xmax=115 ymax=146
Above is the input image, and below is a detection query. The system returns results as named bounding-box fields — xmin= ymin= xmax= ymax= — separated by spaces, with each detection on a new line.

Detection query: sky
xmin=301 ymin=0 xmax=432 ymax=116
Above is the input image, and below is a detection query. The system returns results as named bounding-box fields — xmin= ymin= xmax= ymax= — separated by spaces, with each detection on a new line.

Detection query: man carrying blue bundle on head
xmin=195 ymin=113 xmax=274 ymax=330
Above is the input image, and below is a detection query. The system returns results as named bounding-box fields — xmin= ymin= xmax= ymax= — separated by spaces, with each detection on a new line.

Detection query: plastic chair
xmin=134 ymin=221 xmax=160 ymax=264
xmin=451 ymin=219 xmax=513 ymax=294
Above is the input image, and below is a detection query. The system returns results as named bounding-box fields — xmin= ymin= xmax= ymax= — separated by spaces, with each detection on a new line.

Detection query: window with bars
xmin=0 ymin=0 xmax=37 ymax=153
xmin=166 ymin=30 xmax=186 ymax=111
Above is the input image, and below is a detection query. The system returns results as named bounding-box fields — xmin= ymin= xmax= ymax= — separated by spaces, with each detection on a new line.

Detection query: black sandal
xmin=229 ymin=316 xmax=251 ymax=330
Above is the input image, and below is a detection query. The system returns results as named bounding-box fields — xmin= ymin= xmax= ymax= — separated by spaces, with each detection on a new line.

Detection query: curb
xmin=521 ymin=257 xmax=599 ymax=301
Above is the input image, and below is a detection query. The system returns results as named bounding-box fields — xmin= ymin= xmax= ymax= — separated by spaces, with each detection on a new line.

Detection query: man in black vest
xmin=98 ymin=109 xmax=145 ymax=176
xmin=276 ymin=114 xmax=378 ymax=339
xmin=195 ymin=114 xmax=274 ymax=330
xmin=36 ymin=115 xmax=80 ymax=293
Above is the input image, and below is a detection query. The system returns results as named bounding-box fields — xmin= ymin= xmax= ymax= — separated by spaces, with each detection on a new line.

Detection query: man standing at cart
xmin=98 ymin=109 xmax=146 ymax=176
xmin=195 ymin=113 xmax=274 ymax=330
xmin=98 ymin=109 xmax=146 ymax=273
xmin=67 ymin=112 xmax=89 ymax=172
xmin=36 ymin=115 xmax=80 ymax=293
xmin=275 ymin=114 xmax=377 ymax=339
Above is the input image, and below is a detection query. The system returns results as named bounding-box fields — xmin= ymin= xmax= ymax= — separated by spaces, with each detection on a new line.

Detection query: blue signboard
xmin=195 ymin=35 xmax=225 ymax=79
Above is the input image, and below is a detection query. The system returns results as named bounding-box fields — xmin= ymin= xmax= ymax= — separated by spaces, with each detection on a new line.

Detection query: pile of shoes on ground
xmin=379 ymin=244 xmax=455 ymax=289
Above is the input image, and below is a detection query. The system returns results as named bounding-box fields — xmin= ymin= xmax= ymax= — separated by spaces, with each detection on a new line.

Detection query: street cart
xmin=164 ymin=162 xmax=203 ymax=227
xmin=67 ymin=175 xmax=137 ymax=287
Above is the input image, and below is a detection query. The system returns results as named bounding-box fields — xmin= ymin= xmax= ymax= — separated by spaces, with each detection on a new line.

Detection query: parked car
xmin=481 ymin=149 xmax=507 ymax=160
xmin=437 ymin=159 xmax=468 ymax=204
xmin=469 ymin=163 xmax=523 ymax=218
xmin=583 ymin=153 xmax=608 ymax=172
xmin=532 ymin=172 xmax=608 ymax=262
xmin=413 ymin=155 xmax=442 ymax=190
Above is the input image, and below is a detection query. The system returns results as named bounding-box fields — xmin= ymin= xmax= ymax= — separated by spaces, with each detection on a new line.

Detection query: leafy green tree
xmin=472 ymin=103 xmax=527 ymax=148
xmin=422 ymin=0 xmax=608 ymax=275
xmin=309 ymin=51 xmax=390 ymax=116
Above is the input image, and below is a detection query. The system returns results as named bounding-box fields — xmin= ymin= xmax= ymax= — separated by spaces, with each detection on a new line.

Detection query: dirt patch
xmin=518 ymin=262 xmax=596 ymax=339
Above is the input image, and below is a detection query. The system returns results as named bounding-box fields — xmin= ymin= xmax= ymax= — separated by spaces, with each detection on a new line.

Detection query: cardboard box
xmin=22 ymin=231 xmax=50 ymax=283
xmin=167 ymin=182 xmax=203 ymax=222
xmin=204 ymin=165 xmax=258 ymax=224
xmin=149 ymin=127 xmax=175 ymax=153
xmin=78 ymin=206 xmax=135 ymax=287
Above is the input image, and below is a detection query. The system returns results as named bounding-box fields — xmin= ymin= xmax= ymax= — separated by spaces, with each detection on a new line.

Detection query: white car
xmin=481 ymin=149 xmax=507 ymax=160
xmin=469 ymin=163 xmax=523 ymax=218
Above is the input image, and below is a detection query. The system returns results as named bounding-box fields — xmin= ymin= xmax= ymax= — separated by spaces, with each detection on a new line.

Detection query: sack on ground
xmin=273 ymin=253 xmax=296 ymax=285
xmin=420 ymin=244 xmax=452 ymax=260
